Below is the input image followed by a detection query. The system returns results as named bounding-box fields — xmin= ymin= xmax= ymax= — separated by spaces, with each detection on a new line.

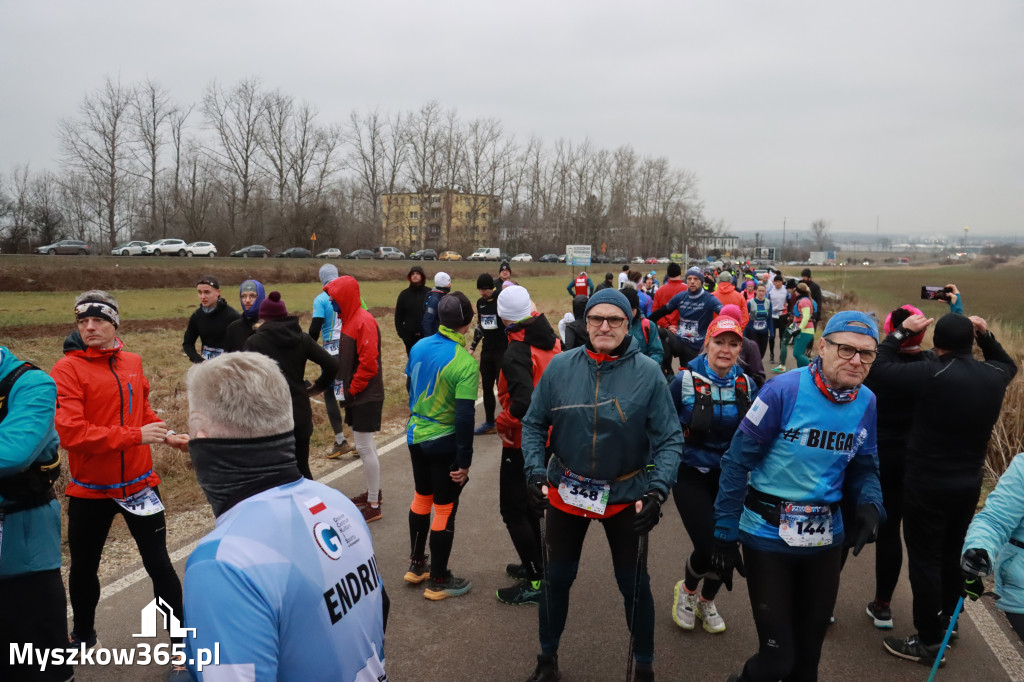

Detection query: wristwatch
xmin=891 ymin=326 xmax=910 ymax=342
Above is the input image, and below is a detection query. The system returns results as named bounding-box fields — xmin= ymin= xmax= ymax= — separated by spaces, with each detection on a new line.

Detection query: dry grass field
xmin=1 ymin=255 xmax=1021 ymax=571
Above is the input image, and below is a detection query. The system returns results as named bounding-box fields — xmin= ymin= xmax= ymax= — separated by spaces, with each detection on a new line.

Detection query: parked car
xmin=439 ymin=251 xmax=462 ymax=261
xmin=277 ymin=247 xmax=312 ymax=258
xmin=316 ymin=248 xmax=341 ymax=258
xmin=411 ymin=249 xmax=438 ymax=260
xmin=500 ymin=252 xmax=510 ymax=263
xmin=613 ymin=256 xmax=628 ymax=264
xmin=344 ymin=249 xmax=374 ymax=259
xmin=539 ymin=254 xmax=559 ymax=263
xmin=142 ymin=238 xmax=188 ymax=256
xmin=630 ymin=256 xmax=645 ymax=264
xmin=374 ymin=246 xmax=405 ymax=260
xmin=468 ymin=247 xmax=501 ymax=261
xmin=591 ymin=254 xmax=608 ymax=264
xmin=557 ymin=254 xmax=566 ymax=263
xmin=186 ymin=241 xmax=217 ymax=257
xmin=656 ymin=257 xmax=670 ymax=264
xmin=644 ymin=257 xmax=658 ymax=264
xmin=110 ymin=240 xmax=149 ymax=256
xmin=230 ymin=244 xmax=271 ymax=258
xmin=37 ymin=239 xmax=90 ymax=255
xmin=511 ymin=253 xmax=533 ymax=262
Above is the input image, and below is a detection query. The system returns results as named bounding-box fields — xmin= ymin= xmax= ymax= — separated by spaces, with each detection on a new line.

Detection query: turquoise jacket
xmin=0 ymin=347 xmax=63 ymax=578
xmin=522 ymin=338 xmax=683 ymax=503
xmin=964 ymin=453 xmax=1024 ymax=614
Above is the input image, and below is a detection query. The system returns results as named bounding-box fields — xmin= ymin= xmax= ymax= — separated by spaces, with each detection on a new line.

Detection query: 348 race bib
xmin=558 ymin=470 xmax=610 ymax=515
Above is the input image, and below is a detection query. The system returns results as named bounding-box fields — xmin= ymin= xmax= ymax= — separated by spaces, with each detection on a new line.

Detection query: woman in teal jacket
xmin=963 ymin=452 xmax=1024 ymax=640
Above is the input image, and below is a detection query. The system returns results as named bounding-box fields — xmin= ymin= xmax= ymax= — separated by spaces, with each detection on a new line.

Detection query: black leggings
xmin=874 ymin=451 xmax=906 ymax=603
xmin=672 ymin=465 xmax=723 ymax=599
xmin=479 ymin=351 xmax=502 ymax=424
xmin=540 ymin=505 xmax=655 ymax=664
xmin=659 ymin=329 xmax=700 ymax=376
xmin=67 ymin=493 xmax=183 ymax=640
xmin=741 ymin=544 xmax=842 ymax=682
xmin=408 ymin=442 xmax=465 ymax=580
xmin=500 ymin=447 xmax=543 ymax=580
xmin=0 ymin=568 xmax=72 ymax=682
xmin=748 ymin=331 xmax=769 ymax=359
xmin=294 ymin=418 xmax=313 ymax=479
xmin=1007 ymin=612 xmax=1024 ymax=641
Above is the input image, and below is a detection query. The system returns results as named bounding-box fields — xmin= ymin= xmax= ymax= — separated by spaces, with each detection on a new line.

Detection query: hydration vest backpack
xmin=0 ymin=362 xmax=62 ymax=511
xmin=684 ymin=372 xmax=751 ymax=446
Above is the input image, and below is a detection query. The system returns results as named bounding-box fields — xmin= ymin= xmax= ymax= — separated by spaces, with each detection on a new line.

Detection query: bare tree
xmin=30 ymin=170 xmax=65 ymax=246
xmin=131 ymin=79 xmax=177 ymax=239
xmin=810 ymin=218 xmax=831 ymax=250
xmin=58 ymin=77 xmax=137 ymax=249
xmin=2 ymin=165 xmax=33 ymax=250
xmin=202 ymin=78 xmax=267 ymax=241
xmin=405 ymin=101 xmax=446 ymax=250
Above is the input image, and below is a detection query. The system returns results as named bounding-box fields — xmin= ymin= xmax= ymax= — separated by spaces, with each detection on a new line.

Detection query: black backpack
xmin=0 ymin=362 xmax=62 ymax=512
xmin=684 ymin=372 xmax=752 ymax=446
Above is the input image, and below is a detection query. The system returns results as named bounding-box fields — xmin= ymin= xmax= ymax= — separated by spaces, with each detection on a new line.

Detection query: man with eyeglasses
xmin=870 ymin=312 xmax=1017 ymax=666
xmin=712 ymin=310 xmax=884 ymax=682
xmin=521 ymin=288 xmax=683 ymax=682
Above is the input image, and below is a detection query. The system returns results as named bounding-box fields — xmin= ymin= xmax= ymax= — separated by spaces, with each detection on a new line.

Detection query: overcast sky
xmin=2 ymin=1 xmax=1021 ymax=239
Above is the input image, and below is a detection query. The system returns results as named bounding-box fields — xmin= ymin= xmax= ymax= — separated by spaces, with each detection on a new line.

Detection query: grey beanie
xmin=319 ymin=263 xmax=339 ymax=287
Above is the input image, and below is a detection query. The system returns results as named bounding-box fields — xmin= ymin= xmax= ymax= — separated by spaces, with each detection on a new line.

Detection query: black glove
xmin=851 ymin=504 xmax=880 ymax=557
xmin=709 ymin=538 xmax=746 ymax=591
xmin=527 ymin=474 xmax=549 ymax=518
xmin=632 ymin=491 xmax=664 ymax=534
xmin=961 ymin=547 xmax=992 ymax=578
xmin=963 ymin=576 xmax=984 ymax=601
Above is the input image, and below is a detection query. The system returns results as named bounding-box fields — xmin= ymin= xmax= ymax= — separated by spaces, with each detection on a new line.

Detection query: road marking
xmin=964 ymin=598 xmax=1024 ymax=680
xmin=73 ymin=398 xmax=482 ymax=618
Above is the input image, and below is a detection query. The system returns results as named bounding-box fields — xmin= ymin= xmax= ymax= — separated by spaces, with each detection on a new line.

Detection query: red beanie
xmin=259 ymin=291 xmax=289 ymax=320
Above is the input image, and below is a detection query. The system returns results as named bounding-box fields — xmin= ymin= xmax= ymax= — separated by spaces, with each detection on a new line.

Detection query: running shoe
xmin=883 ymin=634 xmax=946 ymax=667
xmin=423 ymin=572 xmax=472 ymax=600
xmin=497 ymin=580 xmax=542 ymax=605
xmin=350 ymin=490 xmax=383 ymax=509
xmin=525 ymin=653 xmax=560 ymax=682
xmin=404 ymin=556 xmax=429 ymax=584
xmin=326 ymin=440 xmax=354 ymax=459
xmin=506 ymin=563 xmax=529 ymax=581
xmin=68 ymin=629 xmax=99 ymax=650
xmin=474 ymin=422 xmax=496 ymax=436
xmin=943 ymin=613 xmax=959 ymax=641
xmin=696 ymin=598 xmax=726 ymax=633
xmin=769 ymin=354 xmax=775 ymax=364
xmin=771 ymin=364 xmax=785 ymax=373
xmin=866 ymin=600 xmax=894 ymax=629
xmin=360 ymin=504 xmax=382 ymax=523
xmin=671 ymin=581 xmax=697 ymax=630
xmin=633 ymin=661 xmax=654 ymax=681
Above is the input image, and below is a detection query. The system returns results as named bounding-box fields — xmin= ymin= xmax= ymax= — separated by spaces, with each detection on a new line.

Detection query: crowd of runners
xmin=0 ymin=257 xmax=1020 ymax=681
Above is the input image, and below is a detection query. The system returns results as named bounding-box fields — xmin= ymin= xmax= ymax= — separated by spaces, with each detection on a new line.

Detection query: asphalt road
xmin=70 ymin=401 xmax=1021 ymax=681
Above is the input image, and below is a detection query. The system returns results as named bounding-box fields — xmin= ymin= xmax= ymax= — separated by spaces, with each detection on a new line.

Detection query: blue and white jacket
xmin=964 ymin=453 xmax=1024 ymax=614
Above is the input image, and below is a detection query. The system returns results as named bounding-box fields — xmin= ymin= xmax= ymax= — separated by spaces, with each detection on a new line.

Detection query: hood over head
xmin=324 ymin=275 xmax=363 ymax=323
xmin=318 ymin=264 xmax=339 ymax=287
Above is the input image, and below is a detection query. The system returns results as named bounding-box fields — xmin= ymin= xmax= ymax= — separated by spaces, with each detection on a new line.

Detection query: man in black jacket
xmin=872 ymin=312 xmax=1017 ymax=665
xmin=183 ymin=275 xmax=241 ymax=363
xmin=394 ymin=265 xmax=429 ymax=355
xmin=800 ymin=268 xmax=824 ymax=328
xmin=470 ymin=273 xmax=507 ymax=435
xmin=560 ymin=295 xmax=590 ymax=351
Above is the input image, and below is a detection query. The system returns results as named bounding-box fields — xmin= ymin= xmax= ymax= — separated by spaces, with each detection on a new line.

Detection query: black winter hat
xmin=476 ymin=273 xmax=495 ymax=289
xmin=932 ymin=313 xmax=975 ymax=354
xmin=666 ymin=262 xmax=682 ymax=278
xmin=621 ymin=287 xmax=640 ymax=313
xmin=438 ymin=291 xmax=474 ymax=328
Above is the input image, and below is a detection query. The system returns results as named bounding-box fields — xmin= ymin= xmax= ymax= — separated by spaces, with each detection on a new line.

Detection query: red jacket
xmin=495 ymin=314 xmax=560 ymax=448
xmin=50 ymin=334 xmax=162 ymax=499
xmin=324 ymin=276 xmax=384 ymax=406
xmin=652 ymin=279 xmax=687 ymax=328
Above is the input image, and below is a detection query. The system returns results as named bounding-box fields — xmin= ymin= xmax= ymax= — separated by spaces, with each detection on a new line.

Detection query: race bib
xmin=201 ymin=345 xmax=224 ymax=361
xmin=333 ymin=379 xmax=345 ymax=403
xmin=114 ymin=486 xmax=165 ymax=517
xmin=324 ymin=340 xmax=340 ymax=355
xmin=677 ymin=319 xmax=699 ymax=339
xmin=481 ymin=314 xmax=498 ymax=330
xmin=778 ymin=504 xmax=833 ymax=547
xmin=558 ymin=470 xmax=610 ymax=515
xmin=753 ymin=319 xmax=767 ymax=331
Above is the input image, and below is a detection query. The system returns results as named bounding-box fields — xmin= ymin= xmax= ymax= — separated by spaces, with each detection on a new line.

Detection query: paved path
xmin=73 ymin=401 xmax=1022 ymax=681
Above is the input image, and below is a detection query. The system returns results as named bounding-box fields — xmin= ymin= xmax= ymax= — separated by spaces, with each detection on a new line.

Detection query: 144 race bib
xmin=778 ymin=504 xmax=833 ymax=547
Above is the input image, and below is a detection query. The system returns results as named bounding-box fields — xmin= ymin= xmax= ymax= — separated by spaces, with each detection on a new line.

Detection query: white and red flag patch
xmin=305 ymin=497 xmax=327 ymax=515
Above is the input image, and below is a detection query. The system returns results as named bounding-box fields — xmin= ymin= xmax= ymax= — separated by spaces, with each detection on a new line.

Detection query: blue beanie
xmin=685 ymin=266 xmax=703 ymax=279
xmin=584 ymin=288 xmax=632 ymax=323
xmin=822 ymin=310 xmax=879 ymax=342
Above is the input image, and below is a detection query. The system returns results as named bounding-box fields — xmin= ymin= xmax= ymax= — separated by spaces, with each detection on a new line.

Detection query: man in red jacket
xmin=493 ymin=285 xmax=561 ymax=605
xmin=325 ymin=276 xmax=386 ymax=523
xmin=50 ymin=290 xmax=189 ymax=672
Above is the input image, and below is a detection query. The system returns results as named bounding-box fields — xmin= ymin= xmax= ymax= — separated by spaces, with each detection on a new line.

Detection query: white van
xmin=374 ymin=246 xmax=405 ymax=260
xmin=467 ymin=247 xmax=501 ymax=261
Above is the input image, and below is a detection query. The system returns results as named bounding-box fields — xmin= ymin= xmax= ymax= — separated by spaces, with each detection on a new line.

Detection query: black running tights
xmin=672 ymin=464 xmax=723 ymax=600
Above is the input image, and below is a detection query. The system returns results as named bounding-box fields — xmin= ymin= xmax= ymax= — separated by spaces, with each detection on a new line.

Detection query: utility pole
xmin=781 ymin=216 xmax=787 ymax=263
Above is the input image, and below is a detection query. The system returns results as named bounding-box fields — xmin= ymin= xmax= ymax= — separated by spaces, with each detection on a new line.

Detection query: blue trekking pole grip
xmin=927 ymin=595 xmax=963 ymax=682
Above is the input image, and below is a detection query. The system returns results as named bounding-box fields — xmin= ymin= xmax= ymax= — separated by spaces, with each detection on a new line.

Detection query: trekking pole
xmin=927 ymin=596 xmax=963 ymax=682
xmin=625 ymin=532 xmax=648 ymax=681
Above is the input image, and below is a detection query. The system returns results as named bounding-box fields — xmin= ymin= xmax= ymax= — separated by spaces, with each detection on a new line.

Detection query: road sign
xmin=311 ymin=233 xmax=317 ymax=241
xmin=566 ymin=244 xmax=592 ymax=268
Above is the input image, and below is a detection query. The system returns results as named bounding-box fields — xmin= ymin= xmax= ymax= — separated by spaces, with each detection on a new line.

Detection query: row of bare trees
xmin=1 ymin=77 xmax=719 ymax=256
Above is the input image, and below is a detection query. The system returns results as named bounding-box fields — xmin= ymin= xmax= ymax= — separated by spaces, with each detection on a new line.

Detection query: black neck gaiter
xmin=189 ymin=432 xmax=302 ymax=517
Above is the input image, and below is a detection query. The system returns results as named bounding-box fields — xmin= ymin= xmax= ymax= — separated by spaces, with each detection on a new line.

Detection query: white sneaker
xmin=672 ymin=580 xmax=697 ymax=630
xmin=697 ymin=598 xmax=726 ymax=633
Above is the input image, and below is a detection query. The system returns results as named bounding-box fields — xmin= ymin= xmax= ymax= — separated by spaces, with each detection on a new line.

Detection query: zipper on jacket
xmin=108 ymin=356 xmax=127 ymax=499
xmin=591 ymin=367 xmax=600 ymax=471
xmin=128 ymin=383 xmax=133 ymax=415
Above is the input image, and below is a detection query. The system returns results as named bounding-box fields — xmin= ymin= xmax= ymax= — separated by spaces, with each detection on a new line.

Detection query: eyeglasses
xmin=586 ymin=314 xmax=628 ymax=329
xmin=823 ymin=338 xmax=877 ymax=364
